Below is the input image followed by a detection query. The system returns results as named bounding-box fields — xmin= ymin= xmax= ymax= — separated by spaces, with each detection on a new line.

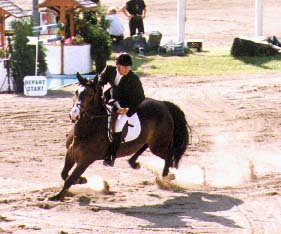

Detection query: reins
xmin=82 ymin=112 xmax=109 ymax=119
xmin=73 ymin=82 xmax=118 ymax=140
xmin=81 ymin=102 xmax=115 ymax=120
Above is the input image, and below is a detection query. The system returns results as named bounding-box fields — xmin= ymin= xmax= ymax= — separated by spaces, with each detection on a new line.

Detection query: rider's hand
xmin=117 ymin=108 xmax=129 ymax=115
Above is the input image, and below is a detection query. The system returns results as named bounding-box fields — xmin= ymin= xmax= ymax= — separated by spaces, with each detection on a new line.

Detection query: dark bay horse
xmin=49 ymin=73 xmax=189 ymax=201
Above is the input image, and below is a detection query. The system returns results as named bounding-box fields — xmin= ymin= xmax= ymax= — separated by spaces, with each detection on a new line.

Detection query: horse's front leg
xmin=61 ymin=149 xmax=87 ymax=184
xmin=128 ymin=144 xmax=148 ymax=169
xmin=49 ymin=161 xmax=91 ymax=201
xmin=61 ymin=151 xmax=75 ymax=181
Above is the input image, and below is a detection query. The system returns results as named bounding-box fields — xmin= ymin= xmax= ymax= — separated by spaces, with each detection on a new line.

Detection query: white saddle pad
xmin=107 ymin=105 xmax=141 ymax=142
xmin=124 ymin=113 xmax=141 ymax=142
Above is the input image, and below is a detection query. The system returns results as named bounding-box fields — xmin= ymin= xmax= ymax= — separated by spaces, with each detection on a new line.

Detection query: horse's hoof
xmin=103 ymin=159 xmax=114 ymax=167
xmin=48 ymin=194 xmax=63 ymax=201
xmin=163 ymin=173 xmax=176 ymax=181
xmin=128 ymin=160 xmax=141 ymax=169
xmin=74 ymin=177 xmax=88 ymax=184
xmin=130 ymin=163 xmax=141 ymax=169
xmin=134 ymin=162 xmax=141 ymax=169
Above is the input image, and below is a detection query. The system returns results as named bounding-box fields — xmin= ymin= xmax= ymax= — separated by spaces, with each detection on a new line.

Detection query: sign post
xmin=32 ymin=0 xmax=40 ymax=26
xmin=255 ymin=0 xmax=263 ymax=37
xmin=34 ymin=35 xmax=39 ymax=77
xmin=177 ymin=0 xmax=186 ymax=44
xmin=24 ymin=23 xmax=63 ymax=96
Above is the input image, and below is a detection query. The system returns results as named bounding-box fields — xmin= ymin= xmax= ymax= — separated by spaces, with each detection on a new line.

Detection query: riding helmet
xmin=116 ymin=52 xmax=133 ymax=66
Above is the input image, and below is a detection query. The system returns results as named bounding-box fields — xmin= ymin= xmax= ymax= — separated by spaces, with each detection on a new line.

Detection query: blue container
xmin=139 ymin=47 xmax=144 ymax=55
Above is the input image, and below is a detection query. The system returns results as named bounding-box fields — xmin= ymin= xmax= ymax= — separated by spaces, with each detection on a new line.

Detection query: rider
xmin=98 ymin=52 xmax=145 ymax=167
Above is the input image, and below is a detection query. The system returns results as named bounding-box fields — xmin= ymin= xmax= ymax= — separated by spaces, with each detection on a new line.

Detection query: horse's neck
xmin=74 ymin=103 xmax=107 ymax=139
xmin=74 ymin=116 xmax=107 ymax=139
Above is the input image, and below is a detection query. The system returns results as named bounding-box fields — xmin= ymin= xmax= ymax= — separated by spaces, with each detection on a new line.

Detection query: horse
xmin=49 ymin=73 xmax=189 ymax=201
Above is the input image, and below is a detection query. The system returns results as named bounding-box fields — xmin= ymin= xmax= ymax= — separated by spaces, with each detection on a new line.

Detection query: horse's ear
xmin=77 ymin=72 xmax=87 ymax=85
xmin=87 ymin=76 xmax=97 ymax=88
xmin=93 ymin=75 xmax=98 ymax=86
xmin=92 ymin=76 xmax=103 ymax=93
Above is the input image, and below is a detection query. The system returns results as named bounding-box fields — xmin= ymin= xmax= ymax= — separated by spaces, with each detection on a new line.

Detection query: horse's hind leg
xmin=162 ymin=157 xmax=172 ymax=177
xmin=49 ymin=161 xmax=91 ymax=201
xmin=162 ymin=149 xmax=175 ymax=180
xmin=128 ymin=144 xmax=148 ymax=169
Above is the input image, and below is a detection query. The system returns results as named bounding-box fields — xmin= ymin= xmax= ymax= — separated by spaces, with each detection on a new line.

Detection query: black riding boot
xmin=103 ymin=132 xmax=122 ymax=167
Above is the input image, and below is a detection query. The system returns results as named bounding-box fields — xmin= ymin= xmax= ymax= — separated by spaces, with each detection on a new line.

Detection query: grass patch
xmin=109 ymin=47 xmax=281 ymax=76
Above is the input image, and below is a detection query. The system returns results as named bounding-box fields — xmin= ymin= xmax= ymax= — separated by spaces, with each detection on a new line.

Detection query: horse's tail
xmin=163 ymin=101 xmax=189 ymax=168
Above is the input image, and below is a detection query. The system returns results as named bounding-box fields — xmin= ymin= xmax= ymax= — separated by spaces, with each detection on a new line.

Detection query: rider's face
xmin=117 ymin=64 xmax=131 ymax=76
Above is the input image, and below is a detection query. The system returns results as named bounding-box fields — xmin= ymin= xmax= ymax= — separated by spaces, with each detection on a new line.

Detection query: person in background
xmin=121 ymin=0 xmax=146 ymax=36
xmin=106 ymin=7 xmax=125 ymax=44
xmin=98 ymin=52 xmax=145 ymax=167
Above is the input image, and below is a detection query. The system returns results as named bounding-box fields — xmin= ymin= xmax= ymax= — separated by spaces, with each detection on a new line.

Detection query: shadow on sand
xmin=101 ymin=192 xmax=243 ymax=229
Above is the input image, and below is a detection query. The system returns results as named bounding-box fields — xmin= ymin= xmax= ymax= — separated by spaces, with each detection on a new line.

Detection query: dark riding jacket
xmin=126 ymin=0 xmax=146 ymax=16
xmin=98 ymin=65 xmax=145 ymax=117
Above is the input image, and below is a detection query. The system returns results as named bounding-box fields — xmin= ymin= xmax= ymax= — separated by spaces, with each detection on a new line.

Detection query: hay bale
xmin=231 ymin=37 xmax=279 ymax=56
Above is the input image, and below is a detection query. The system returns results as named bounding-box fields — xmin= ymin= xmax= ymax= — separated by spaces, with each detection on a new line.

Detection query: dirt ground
xmin=1 ymin=0 xmax=281 ymax=233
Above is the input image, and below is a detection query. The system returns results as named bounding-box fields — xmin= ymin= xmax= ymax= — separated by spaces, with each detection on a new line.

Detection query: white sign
xmin=27 ymin=36 xmax=39 ymax=45
xmin=24 ymin=76 xmax=47 ymax=96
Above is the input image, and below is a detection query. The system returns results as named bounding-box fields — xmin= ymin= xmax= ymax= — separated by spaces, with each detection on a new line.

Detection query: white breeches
xmin=114 ymin=114 xmax=129 ymax=132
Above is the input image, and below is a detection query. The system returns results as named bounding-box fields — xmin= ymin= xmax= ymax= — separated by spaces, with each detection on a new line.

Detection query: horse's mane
xmin=74 ymin=73 xmax=108 ymax=138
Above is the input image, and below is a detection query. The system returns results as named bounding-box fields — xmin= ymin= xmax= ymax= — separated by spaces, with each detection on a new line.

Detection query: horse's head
xmin=69 ymin=72 xmax=103 ymax=122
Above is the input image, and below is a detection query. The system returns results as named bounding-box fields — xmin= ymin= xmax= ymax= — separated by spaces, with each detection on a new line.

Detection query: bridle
xmin=71 ymin=86 xmax=116 ymax=140
xmin=70 ymin=85 xmax=112 ymax=122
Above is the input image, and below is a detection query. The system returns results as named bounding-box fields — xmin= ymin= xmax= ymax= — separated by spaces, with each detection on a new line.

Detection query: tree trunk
xmin=95 ymin=56 xmax=107 ymax=74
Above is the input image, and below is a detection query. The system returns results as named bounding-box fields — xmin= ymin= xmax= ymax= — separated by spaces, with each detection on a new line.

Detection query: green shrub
xmin=0 ymin=48 xmax=5 ymax=58
xmin=74 ymin=7 xmax=111 ymax=73
xmin=10 ymin=18 xmax=47 ymax=93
